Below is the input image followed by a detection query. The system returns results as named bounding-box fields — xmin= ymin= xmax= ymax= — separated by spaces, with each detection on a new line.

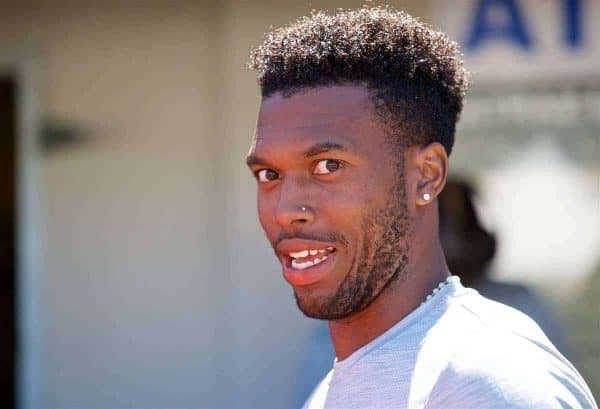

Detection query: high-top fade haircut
xmin=248 ymin=5 xmax=469 ymax=155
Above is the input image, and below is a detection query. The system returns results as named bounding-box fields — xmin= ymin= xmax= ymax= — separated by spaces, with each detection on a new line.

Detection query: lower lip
xmin=282 ymin=252 xmax=336 ymax=287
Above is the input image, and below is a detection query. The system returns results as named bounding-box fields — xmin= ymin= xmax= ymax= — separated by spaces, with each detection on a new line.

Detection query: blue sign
xmin=466 ymin=0 xmax=583 ymax=52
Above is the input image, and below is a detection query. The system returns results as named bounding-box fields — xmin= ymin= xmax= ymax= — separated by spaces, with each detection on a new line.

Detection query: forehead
xmin=258 ymin=85 xmax=373 ymax=126
xmin=253 ymin=85 xmax=381 ymax=151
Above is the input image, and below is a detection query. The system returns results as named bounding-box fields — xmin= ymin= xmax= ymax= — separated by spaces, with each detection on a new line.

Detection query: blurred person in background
xmin=438 ymin=178 xmax=569 ymax=353
xmin=246 ymin=5 xmax=596 ymax=409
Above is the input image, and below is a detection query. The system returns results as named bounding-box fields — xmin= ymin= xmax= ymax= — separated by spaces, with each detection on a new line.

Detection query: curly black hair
xmin=248 ymin=5 xmax=469 ymax=155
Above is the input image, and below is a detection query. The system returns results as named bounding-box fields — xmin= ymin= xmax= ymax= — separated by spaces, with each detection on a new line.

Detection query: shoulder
xmin=424 ymin=293 xmax=597 ymax=408
xmin=426 ymin=354 xmax=596 ymax=409
xmin=445 ymin=287 xmax=551 ymax=338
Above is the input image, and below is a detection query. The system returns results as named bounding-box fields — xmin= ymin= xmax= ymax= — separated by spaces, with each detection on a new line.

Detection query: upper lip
xmin=275 ymin=238 xmax=337 ymax=257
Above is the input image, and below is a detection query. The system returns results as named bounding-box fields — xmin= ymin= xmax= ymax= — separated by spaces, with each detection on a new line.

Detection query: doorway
xmin=0 ymin=76 xmax=17 ymax=408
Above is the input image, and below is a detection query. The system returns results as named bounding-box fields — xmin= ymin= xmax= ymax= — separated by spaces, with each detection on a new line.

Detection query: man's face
xmin=247 ymin=85 xmax=412 ymax=320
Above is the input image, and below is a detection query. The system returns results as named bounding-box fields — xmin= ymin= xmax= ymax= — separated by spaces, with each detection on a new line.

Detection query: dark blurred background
xmin=0 ymin=1 xmax=598 ymax=408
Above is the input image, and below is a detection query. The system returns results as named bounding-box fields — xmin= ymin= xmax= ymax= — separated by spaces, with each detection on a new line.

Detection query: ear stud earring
xmin=423 ymin=193 xmax=431 ymax=201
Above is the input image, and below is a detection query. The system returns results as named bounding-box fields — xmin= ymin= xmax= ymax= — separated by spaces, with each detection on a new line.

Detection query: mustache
xmin=273 ymin=230 xmax=348 ymax=249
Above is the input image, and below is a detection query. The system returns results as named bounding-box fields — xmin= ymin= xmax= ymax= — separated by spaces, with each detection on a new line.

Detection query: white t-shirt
xmin=302 ymin=276 xmax=597 ymax=409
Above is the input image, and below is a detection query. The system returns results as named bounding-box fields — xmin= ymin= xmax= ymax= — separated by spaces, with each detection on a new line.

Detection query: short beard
xmin=295 ymin=157 xmax=411 ymax=320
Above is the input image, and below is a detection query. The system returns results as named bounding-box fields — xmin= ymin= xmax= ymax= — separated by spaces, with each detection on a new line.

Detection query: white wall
xmin=2 ymin=3 xmax=232 ymax=408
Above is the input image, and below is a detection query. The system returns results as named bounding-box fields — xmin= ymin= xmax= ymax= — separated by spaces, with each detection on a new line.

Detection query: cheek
xmin=352 ymin=170 xmax=391 ymax=205
xmin=257 ymin=190 xmax=275 ymax=232
xmin=318 ymin=179 xmax=386 ymax=224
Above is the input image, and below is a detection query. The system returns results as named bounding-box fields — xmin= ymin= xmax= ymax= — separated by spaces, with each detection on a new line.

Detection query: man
xmin=246 ymin=6 xmax=596 ymax=409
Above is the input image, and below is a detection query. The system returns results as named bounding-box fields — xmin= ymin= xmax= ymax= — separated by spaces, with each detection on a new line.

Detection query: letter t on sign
xmin=563 ymin=0 xmax=582 ymax=48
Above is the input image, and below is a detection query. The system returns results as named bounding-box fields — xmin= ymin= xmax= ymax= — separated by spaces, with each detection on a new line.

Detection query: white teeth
xmin=291 ymin=258 xmax=313 ymax=270
xmin=291 ymin=255 xmax=328 ymax=270
xmin=289 ymin=248 xmax=335 ymax=258
xmin=289 ymin=250 xmax=309 ymax=258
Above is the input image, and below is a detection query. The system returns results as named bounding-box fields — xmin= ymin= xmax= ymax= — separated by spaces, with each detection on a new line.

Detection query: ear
xmin=413 ymin=142 xmax=448 ymax=206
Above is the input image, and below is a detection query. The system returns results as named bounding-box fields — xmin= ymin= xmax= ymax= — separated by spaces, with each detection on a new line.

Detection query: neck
xmin=328 ymin=240 xmax=449 ymax=361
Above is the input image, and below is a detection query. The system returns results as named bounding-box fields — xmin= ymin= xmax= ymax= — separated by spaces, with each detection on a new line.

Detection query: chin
xmin=294 ymin=290 xmax=358 ymax=321
xmin=294 ymin=290 xmax=326 ymax=319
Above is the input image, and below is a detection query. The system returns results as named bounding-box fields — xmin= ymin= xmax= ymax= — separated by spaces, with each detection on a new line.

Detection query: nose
xmin=274 ymin=177 xmax=315 ymax=229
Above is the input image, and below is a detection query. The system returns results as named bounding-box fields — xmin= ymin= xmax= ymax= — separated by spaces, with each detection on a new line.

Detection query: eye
xmin=256 ymin=168 xmax=279 ymax=183
xmin=313 ymin=159 xmax=342 ymax=175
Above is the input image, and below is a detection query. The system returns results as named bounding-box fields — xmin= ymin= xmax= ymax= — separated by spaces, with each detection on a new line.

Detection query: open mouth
xmin=288 ymin=247 xmax=336 ymax=270
xmin=277 ymin=240 xmax=340 ymax=287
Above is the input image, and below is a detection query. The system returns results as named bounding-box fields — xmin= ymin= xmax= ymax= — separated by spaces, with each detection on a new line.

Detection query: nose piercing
xmin=423 ymin=193 xmax=431 ymax=201
xmin=301 ymin=206 xmax=307 ymax=212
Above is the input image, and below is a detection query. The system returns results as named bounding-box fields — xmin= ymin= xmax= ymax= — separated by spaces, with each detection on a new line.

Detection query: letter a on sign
xmin=467 ymin=0 xmax=533 ymax=51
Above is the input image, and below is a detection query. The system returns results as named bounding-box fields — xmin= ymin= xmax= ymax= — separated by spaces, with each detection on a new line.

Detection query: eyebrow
xmin=245 ymin=141 xmax=348 ymax=168
xmin=246 ymin=154 xmax=267 ymax=167
xmin=303 ymin=142 xmax=347 ymax=158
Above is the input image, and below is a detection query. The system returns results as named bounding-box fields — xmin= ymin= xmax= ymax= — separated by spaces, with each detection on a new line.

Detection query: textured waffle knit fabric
xmin=302 ymin=276 xmax=597 ymax=409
